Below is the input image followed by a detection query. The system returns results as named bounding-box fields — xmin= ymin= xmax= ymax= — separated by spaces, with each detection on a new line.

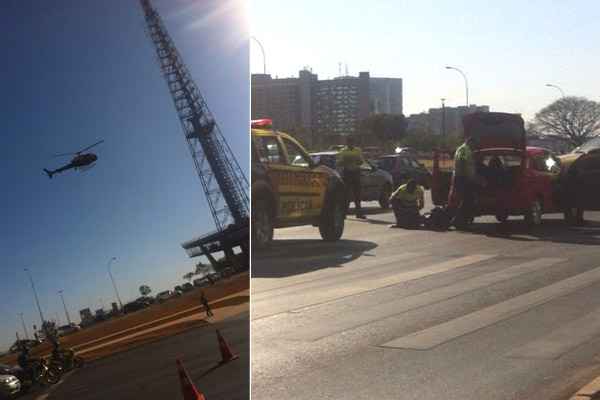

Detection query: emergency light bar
xmin=251 ymin=119 xmax=273 ymax=129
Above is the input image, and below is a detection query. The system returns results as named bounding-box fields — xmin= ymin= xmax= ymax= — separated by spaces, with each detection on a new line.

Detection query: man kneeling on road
xmin=389 ymin=179 xmax=425 ymax=228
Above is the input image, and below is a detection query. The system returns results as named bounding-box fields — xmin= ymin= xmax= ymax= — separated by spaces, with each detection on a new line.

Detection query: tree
xmin=534 ymin=96 xmax=600 ymax=146
xmin=183 ymin=272 xmax=195 ymax=282
xmin=360 ymin=114 xmax=407 ymax=143
xmin=139 ymin=285 xmax=151 ymax=296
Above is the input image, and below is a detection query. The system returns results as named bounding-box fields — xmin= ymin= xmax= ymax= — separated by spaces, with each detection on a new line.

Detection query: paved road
xmin=34 ymin=311 xmax=248 ymax=400
xmin=252 ymin=197 xmax=600 ymax=400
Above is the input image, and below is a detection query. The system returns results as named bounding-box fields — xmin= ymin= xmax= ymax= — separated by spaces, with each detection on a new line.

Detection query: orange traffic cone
xmin=176 ymin=359 xmax=206 ymax=400
xmin=216 ymin=329 xmax=239 ymax=364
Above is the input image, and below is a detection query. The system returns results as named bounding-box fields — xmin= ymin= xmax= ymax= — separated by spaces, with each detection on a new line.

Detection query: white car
xmin=0 ymin=374 xmax=21 ymax=398
xmin=155 ymin=290 xmax=174 ymax=303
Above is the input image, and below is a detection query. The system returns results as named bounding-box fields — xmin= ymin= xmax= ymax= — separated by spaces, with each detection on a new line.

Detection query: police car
xmin=251 ymin=119 xmax=347 ymax=248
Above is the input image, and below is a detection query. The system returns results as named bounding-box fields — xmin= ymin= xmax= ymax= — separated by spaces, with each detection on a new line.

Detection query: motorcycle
xmin=49 ymin=348 xmax=84 ymax=373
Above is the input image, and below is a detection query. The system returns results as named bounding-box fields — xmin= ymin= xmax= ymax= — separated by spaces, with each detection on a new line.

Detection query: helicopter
xmin=43 ymin=140 xmax=104 ymax=179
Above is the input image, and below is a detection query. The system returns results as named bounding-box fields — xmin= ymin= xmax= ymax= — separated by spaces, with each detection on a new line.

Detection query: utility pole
xmin=24 ymin=268 xmax=45 ymax=328
xmin=58 ymin=290 xmax=72 ymax=325
xmin=18 ymin=313 xmax=30 ymax=340
xmin=107 ymin=257 xmax=123 ymax=311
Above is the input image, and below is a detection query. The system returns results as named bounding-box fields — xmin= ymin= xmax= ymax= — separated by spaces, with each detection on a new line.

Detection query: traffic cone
xmin=216 ymin=329 xmax=239 ymax=364
xmin=176 ymin=359 xmax=206 ymax=400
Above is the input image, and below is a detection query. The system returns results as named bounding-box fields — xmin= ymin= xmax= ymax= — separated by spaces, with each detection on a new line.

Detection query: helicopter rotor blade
xmin=76 ymin=140 xmax=104 ymax=154
xmin=52 ymin=152 xmax=76 ymax=158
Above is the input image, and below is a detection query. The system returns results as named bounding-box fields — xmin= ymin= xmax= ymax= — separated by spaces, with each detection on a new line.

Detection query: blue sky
xmin=251 ymin=0 xmax=600 ymax=120
xmin=0 ymin=0 xmax=248 ymax=351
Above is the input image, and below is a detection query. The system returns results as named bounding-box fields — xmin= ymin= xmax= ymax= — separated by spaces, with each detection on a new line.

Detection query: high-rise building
xmin=407 ymin=105 xmax=490 ymax=136
xmin=251 ymin=70 xmax=403 ymax=145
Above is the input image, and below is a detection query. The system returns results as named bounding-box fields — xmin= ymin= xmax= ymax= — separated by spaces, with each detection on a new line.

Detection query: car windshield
xmin=573 ymin=136 xmax=600 ymax=153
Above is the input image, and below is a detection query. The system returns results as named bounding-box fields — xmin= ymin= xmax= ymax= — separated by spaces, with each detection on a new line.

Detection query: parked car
xmin=376 ymin=153 xmax=432 ymax=189
xmin=56 ymin=323 xmax=81 ymax=337
xmin=310 ymin=151 xmax=394 ymax=209
xmin=251 ymin=119 xmax=347 ymax=248
xmin=557 ymin=136 xmax=600 ymax=224
xmin=0 ymin=367 xmax=21 ymax=398
xmin=123 ymin=298 xmax=151 ymax=314
xmin=180 ymin=282 xmax=194 ymax=292
xmin=432 ymin=112 xmax=564 ymax=227
xmin=155 ymin=290 xmax=174 ymax=303
xmin=193 ymin=277 xmax=211 ymax=288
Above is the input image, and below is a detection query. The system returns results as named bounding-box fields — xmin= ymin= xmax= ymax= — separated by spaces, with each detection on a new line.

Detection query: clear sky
xmin=250 ymin=0 xmax=600 ymax=121
xmin=0 ymin=0 xmax=248 ymax=351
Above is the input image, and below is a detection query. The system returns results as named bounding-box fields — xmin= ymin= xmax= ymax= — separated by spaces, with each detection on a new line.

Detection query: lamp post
xmin=445 ymin=65 xmax=469 ymax=107
xmin=107 ymin=257 xmax=123 ymax=310
xmin=545 ymin=83 xmax=565 ymax=98
xmin=251 ymin=36 xmax=266 ymax=74
xmin=24 ymin=268 xmax=45 ymax=327
xmin=58 ymin=290 xmax=72 ymax=325
xmin=18 ymin=313 xmax=29 ymax=340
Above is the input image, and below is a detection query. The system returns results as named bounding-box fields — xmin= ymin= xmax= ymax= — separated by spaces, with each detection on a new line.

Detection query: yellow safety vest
xmin=390 ymin=184 xmax=424 ymax=209
xmin=454 ymin=143 xmax=475 ymax=178
xmin=338 ymin=146 xmax=363 ymax=172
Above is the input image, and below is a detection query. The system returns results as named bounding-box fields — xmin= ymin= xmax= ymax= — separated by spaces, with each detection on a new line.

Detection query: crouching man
xmin=389 ymin=179 xmax=425 ymax=228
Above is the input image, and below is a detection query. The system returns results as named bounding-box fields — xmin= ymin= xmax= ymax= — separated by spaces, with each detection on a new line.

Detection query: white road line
xmin=381 ymin=265 xmax=600 ymax=350
xmin=252 ymin=252 xmax=428 ymax=295
xmin=506 ymin=307 xmax=600 ymax=360
xmin=253 ymin=254 xmax=496 ymax=319
xmin=285 ymin=257 xmax=565 ymax=341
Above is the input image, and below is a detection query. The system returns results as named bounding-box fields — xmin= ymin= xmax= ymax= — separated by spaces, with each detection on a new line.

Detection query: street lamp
xmin=24 ymin=268 xmax=45 ymax=327
xmin=441 ymin=98 xmax=447 ymax=137
xmin=58 ymin=290 xmax=72 ymax=325
xmin=251 ymin=36 xmax=267 ymax=74
xmin=445 ymin=65 xmax=469 ymax=107
xmin=545 ymin=83 xmax=565 ymax=98
xmin=18 ymin=313 xmax=29 ymax=340
xmin=107 ymin=257 xmax=123 ymax=310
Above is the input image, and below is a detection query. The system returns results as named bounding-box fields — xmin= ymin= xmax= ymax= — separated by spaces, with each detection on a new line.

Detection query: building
xmin=407 ymin=105 xmax=490 ymax=136
xmin=251 ymin=69 xmax=403 ymax=146
xmin=79 ymin=308 xmax=94 ymax=326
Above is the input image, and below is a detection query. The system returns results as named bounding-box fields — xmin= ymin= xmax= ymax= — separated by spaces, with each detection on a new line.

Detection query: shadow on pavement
xmin=454 ymin=217 xmax=600 ymax=246
xmin=252 ymin=239 xmax=378 ymax=278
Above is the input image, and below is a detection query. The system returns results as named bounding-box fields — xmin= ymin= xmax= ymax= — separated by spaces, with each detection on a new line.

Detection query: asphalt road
xmin=252 ymin=195 xmax=600 ymax=400
xmin=33 ymin=312 xmax=249 ymax=400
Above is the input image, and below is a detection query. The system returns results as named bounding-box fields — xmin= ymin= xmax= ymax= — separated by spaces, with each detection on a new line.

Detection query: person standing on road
xmin=452 ymin=136 xmax=484 ymax=227
xmin=338 ymin=136 xmax=366 ymax=219
xmin=389 ymin=179 xmax=425 ymax=228
xmin=200 ymin=291 xmax=214 ymax=318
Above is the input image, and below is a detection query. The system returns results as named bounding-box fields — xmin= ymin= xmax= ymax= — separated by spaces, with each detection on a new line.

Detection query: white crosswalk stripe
xmin=380 ymin=265 xmax=600 ymax=350
xmin=252 ymin=254 xmax=496 ymax=319
xmin=284 ymin=257 xmax=565 ymax=341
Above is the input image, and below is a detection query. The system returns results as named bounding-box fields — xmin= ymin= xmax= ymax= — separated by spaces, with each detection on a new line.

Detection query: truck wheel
xmin=252 ymin=198 xmax=273 ymax=248
xmin=319 ymin=190 xmax=345 ymax=241
xmin=524 ymin=199 xmax=543 ymax=227
xmin=564 ymin=207 xmax=584 ymax=226
xmin=379 ymin=184 xmax=392 ymax=209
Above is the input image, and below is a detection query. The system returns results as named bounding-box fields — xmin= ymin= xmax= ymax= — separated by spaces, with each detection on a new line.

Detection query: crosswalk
xmin=253 ymin=250 xmax=600 ymax=362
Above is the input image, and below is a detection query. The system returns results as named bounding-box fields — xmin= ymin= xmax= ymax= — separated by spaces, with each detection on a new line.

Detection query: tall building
xmin=407 ymin=105 xmax=490 ymax=136
xmin=251 ymin=69 xmax=403 ymax=144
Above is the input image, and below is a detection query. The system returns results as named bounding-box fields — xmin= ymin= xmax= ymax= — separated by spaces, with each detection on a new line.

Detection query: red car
xmin=432 ymin=112 xmax=563 ymax=226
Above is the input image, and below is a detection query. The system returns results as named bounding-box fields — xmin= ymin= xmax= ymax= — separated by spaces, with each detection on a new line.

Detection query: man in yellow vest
xmin=389 ymin=179 xmax=425 ymax=228
xmin=338 ymin=136 xmax=366 ymax=219
xmin=452 ymin=136 xmax=484 ymax=227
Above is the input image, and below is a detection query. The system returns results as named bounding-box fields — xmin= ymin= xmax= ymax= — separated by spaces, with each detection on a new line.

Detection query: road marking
xmin=381 ymin=265 xmax=600 ymax=350
xmin=253 ymin=254 xmax=496 ymax=319
xmin=506 ymin=307 xmax=600 ymax=360
xmin=253 ymin=251 xmax=428 ymax=295
xmin=286 ymin=257 xmax=565 ymax=341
